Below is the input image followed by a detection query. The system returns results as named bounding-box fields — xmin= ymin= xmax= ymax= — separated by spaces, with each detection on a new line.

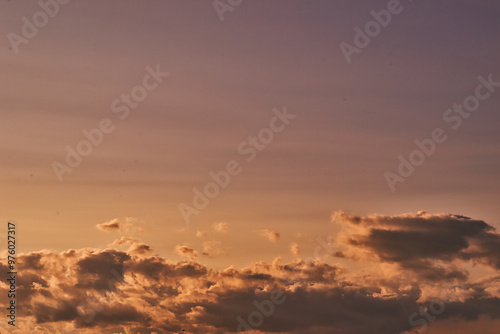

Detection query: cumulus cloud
xmin=3 ymin=241 xmax=500 ymax=334
xmin=212 ymin=221 xmax=228 ymax=233
xmin=258 ymin=229 xmax=280 ymax=242
xmin=2 ymin=211 xmax=500 ymax=333
xmin=331 ymin=210 xmax=500 ymax=281
xmin=96 ymin=219 xmax=121 ymax=231
xmin=175 ymin=245 xmax=198 ymax=261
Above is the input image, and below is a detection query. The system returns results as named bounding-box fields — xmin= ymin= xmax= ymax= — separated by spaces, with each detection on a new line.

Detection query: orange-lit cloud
xmin=331 ymin=211 xmax=500 ymax=281
xmin=196 ymin=230 xmax=208 ymax=238
xmin=213 ymin=221 xmax=229 ymax=233
xmin=202 ymin=240 xmax=226 ymax=257
xmin=258 ymin=229 xmax=280 ymax=242
xmin=2 ymin=211 xmax=500 ymax=333
xmin=175 ymin=245 xmax=198 ymax=261
xmin=96 ymin=218 xmax=121 ymax=232
xmin=2 ymin=231 xmax=500 ymax=334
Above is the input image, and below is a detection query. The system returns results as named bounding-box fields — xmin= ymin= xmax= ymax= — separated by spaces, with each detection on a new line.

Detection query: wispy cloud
xmin=213 ymin=221 xmax=229 ymax=233
xmin=96 ymin=218 xmax=121 ymax=232
xmin=258 ymin=229 xmax=280 ymax=242
xmin=175 ymin=245 xmax=198 ymax=261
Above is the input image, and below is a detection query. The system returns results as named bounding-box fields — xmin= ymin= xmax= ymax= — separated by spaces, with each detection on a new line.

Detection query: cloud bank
xmin=2 ymin=211 xmax=500 ymax=333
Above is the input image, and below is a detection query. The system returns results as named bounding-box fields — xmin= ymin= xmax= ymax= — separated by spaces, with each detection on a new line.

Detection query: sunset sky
xmin=1 ymin=1 xmax=500 ymax=333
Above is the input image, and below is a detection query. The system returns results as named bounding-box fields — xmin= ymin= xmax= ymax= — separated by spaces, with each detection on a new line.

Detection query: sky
xmin=0 ymin=0 xmax=499 ymax=333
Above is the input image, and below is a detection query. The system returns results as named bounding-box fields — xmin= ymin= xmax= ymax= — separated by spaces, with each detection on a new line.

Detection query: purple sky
xmin=0 ymin=1 xmax=499 ymax=333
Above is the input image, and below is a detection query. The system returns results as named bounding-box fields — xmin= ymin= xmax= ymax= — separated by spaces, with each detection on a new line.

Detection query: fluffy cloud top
xmin=2 ymin=211 xmax=500 ymax=333
xmin=331 ymin=211 xmax=500 ymax=281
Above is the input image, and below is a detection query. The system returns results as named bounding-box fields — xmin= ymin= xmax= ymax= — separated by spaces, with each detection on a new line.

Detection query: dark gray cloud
xmin=333 ymin=211 xmax=500 ymax=280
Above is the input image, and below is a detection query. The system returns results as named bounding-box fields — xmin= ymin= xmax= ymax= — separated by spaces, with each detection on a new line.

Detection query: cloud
xmin=128 ymin=243 xmax=154 ymax=255
xmin=3 ymin=211 xmax=500 ymax=333
xmin=258 ymin=229 xmax=280 ymax=242
xmin=96 ymin=219 xmax=121 ymax=232
xmin=1 ymin=242 xmax=499 ymax=334
xmin=290 ymin=242 xmax=300 ymax=256
xmin=331 ymin=210 xmax=500 ymax=280
xmin=123 ymin=217 xmax=146 ymax=234
xmin=202 ymin=240 xmax=226 ymax=257
xmin=212 ymin=221 xmax=228 ymax=233
xmin=175 ymin=245 xmax=198 ymax=261
xmin=196 ymin=230 xmax=208 ymax=238
xmin=108 ymin=237 xmax=139 ymax=248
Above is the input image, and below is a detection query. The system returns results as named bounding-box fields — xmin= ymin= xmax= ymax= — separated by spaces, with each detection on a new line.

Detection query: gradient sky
xmin=1 ymin=1 xmax=499 ymax=333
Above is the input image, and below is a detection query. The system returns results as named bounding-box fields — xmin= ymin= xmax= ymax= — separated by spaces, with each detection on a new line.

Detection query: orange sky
xmin=1 ymin=1 xmax=500 ymax=333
